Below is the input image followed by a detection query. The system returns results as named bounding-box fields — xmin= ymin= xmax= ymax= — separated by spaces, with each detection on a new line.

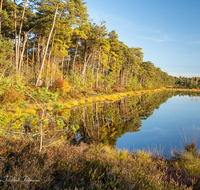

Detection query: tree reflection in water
xmin=69 ymin=90 xmax=181 ymax=147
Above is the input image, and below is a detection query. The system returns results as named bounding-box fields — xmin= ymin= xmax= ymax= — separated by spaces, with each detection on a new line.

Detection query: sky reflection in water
xmin=116 ymin=95 xmax=200 ymax=158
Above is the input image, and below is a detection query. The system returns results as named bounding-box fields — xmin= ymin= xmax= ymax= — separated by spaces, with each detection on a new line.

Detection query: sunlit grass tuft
xmin=135 ymin=149 xmax=151 ymax=160
xmin=23 ymin=108 xmax=36 ymax=115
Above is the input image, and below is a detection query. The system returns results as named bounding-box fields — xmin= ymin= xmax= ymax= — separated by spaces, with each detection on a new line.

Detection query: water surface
xmin=69 ymin=91 xmax=200 ymax=158
xmin=116 ymin=94 xmax=200 ymax=157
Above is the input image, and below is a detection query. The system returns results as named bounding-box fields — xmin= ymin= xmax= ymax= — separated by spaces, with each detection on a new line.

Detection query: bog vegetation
xmin=1 ymin=0 xmax=200 ymax=189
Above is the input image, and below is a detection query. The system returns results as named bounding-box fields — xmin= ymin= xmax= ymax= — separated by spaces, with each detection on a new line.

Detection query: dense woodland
xmin=175 ymin=76 xmax=200 ymax=89
xmin=0 ymin=0 xmax=182 ymax=94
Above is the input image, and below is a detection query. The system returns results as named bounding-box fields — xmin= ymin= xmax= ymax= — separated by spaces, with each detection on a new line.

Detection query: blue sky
xmin=85 ymin=0 xmax=200 ymax=77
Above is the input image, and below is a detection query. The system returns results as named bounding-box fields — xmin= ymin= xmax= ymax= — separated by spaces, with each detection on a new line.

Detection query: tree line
xmin=175 ymin=76 xmax=200 ymax=89
xmin=0 ymin=0 xmax=177 ymax=94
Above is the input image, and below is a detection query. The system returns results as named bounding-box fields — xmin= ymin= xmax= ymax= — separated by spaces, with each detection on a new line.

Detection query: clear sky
xmin=85 ymin=0 xmax=200 ymax=77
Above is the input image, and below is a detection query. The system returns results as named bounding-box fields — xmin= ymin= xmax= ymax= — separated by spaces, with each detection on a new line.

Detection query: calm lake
xmin=69 ymin=90 xmax=200 ymax=158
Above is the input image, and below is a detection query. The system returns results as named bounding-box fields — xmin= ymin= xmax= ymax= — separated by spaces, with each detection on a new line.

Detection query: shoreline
xmin=4 ymin=87 xmax=200 ymax=114
xmin=44 ymin=87 xmax=200 ymax=110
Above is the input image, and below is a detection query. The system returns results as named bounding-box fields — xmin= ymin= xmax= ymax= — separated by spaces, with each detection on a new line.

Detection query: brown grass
xmin=0 ymin=136 xmax=198 ymax=189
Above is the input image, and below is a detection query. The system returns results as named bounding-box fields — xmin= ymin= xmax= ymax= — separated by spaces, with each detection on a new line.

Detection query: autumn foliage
xmin=54 ymin=77 xmax=65 ymax=90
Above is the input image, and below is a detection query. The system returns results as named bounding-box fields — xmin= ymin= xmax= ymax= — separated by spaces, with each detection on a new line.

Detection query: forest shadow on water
xmin=66 ymin=90 xmax=200 ymax=158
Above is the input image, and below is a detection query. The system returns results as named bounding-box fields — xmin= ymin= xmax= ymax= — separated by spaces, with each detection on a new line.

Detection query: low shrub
xmin=0 ymin=77 xmax=26 ymax=104
xmin=111 ymin=84 xmax=122 ymax=92
xmin=54 ymin=77 xmax=65 ymax=89
xmin=0 ymin=137 xmax=197 ymax=189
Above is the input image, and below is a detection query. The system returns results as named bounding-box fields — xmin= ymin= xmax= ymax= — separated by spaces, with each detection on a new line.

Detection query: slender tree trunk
xmin=96 ymin=51 xmax=101 ymax=88
xmin=17 ymin=0 xmax=27 ymax=73
xmin=67 ymin=58 xmax=69 ymax=74
xmin=14 ymin=0 xmax=18 ymax=73
xmin=53 ymin=57 xmax=56 ymax=82
xmin=36 ymin=4 xmax=58 ymax=87
xmin=18 ymin=27 xmax=33 ymax=75
xmin=139 ymin=77 xmax=143 ymax=88
xmin=46 ymin=35 xmax=55 ymax=88
xmin=95 ymin=103 xmax=99 ymax=139
xmin=72 ymin=39 xmax=79 ymax=70
xmin=46 ymin=51 xmax=52 ymax=89
xmin=19 ymin=32 xmax=28 ymax=74
xmin=50 ymin=56 xmax=56 ymax=85
xmin=61 ymin=56 xmax=64 ymax=79
xmin=102 ymin=67 xmax=104 ymax=87
xmin=39 ymin=108 xmax=45 ymax=153
xmin=26 ymin=38 xmax=29 ymax=74
xmin=125 ymin=69 xmax=128 ymax=87
xmin=82 ymin=53 xmax=92 ymax=79
xmin=50 ymin=58 xmax=54 ymax=86
xmin=37 ymin=36 xmax=41 ymax=72
xmin=120 ymin=66 xmax=123 ymax=88
xmin=0 ymin=69 xmax=5 ymax=81
xmin=0 ymin=0 xmax=3 ymax=34
xmin=82 ymin=42 xmax=88 ymax=76
xmin=40 ymin=37 xmax=46 ymax=66
xmin=32 ymin=37 xmax=36 ymax=80
xmin=92 ymin=52 xmax=96 ymax=77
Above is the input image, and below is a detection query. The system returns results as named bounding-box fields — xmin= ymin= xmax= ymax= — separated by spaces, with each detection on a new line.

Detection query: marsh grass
xmin=147 ymin=144 xmax=165 ymax=159
xmin=1 ymin=136 xmax=199 ymax=189
xmin=174 ymin=120 xmax=200 ymax=156
xmin=168 ymin=121 xmax=200 ymax=189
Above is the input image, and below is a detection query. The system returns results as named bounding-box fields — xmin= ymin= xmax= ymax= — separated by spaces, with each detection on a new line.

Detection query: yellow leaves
xmin=53 ymin=41 xmax=69 ymax=57
xmin=61 ymin=78 xmax=71 ymax=95
xmin=79 ymin=30 xmax=87 ymax=39
xmin=136 ymin=150 xmax=151 ymax=160
xmin=23 ymin=109 xmax=36 ymax=115
xmin=111 ymin=51 xmax=118 ymax=58
xmin=109 ymin=131 xmax=117 ymax=138
xmin=11 ymin=136 xmax=21 ymax=140
xmin=101 ymin=38 xmax=110 ymax=53
xmin=101 ymin=52 xmax=108 ymax=66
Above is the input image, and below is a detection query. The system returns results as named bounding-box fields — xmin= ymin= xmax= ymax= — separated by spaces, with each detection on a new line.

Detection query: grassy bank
xmin=0 ymin=137 xmax=200 ymax=189
xmin=1 ymin=86 xmax=200 ymax=189
xmin=0 ymin=82 xmax=168 ymax=114
xmin=3 ymin=86 xmax=200 ymax=113
xmin=61 ymin=88 xmax=166 ymax=109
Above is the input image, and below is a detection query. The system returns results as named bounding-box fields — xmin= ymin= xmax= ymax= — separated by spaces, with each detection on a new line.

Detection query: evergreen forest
xmin=0 ymin=0 xmax=180 ymax=92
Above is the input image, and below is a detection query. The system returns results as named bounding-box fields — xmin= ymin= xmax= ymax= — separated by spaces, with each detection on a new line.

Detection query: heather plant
xmin=0 ymin=138 xmax=195 ymax=190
